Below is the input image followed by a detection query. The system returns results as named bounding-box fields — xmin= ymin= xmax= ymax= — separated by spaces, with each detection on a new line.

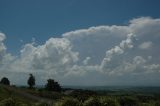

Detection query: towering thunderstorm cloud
xmin=0 ymin=17 xmax=160 ymax=85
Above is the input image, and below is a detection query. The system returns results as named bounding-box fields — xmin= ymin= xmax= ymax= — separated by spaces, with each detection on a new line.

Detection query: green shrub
xmin=119 ymin=96 xmax=138 ymax=106
xmin=99 ymin=97 xmax=120 ymax=106
xmin=70 ymin=90 xmax=96 ymax=100
xmin=33 ymin=102 xmax=49 ymax=106
xmin=139 ymin=103 xmax=154 ymax=106
xmin=0 ymin=98 xmax=16 ymax=106
xmin=0 ymin=97 xmax=33 ymax=106
xmin=155 ymin=101 xmax=160 ymax=106
xmin=55 ymin=97 xmax=80 ymax=106
xmin=26 ymin=89 xmax=62 ymax=100
xmin=83 ymin=97 xmax=101 ymax=106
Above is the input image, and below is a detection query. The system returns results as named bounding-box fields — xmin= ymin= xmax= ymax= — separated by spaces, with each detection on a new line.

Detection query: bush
xmin=55 ymin=97 xmax=80 ymax=106
xmin=100 ymin=97 xmax=120 ymax=106
xmin=0 ymin=98 xmax=33 ymax=106
xmin=45 ymin=79 xmax=61 ymax=92
xmin=83 ymin=97 xmax=101 ymax=106
xmin=70 ymin=90 xmax=96 ymax=102
xmin=0 ymin=77 xmax=10 ymax=85
xmin=0 ymin=98 xmax=16 ymax=106
xmin=155 ymin=101 xmax=160 ymax=106
xmin=139 ymin=103 xmax=154 ymax=106
xmin=34 ymin=102 xmax=49 ymax=106
xmin=38 ymin=91 xmax=62 ymax=99
xmin=119 ymin=96 xmax=139 ymax=106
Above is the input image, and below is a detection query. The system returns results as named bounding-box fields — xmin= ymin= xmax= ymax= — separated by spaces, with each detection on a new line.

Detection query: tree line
xmin=0 ymin=74 xmax=61 ymax=92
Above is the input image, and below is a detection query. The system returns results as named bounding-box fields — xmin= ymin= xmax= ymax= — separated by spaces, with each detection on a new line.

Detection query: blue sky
xmin=1 ymin=0 xmax=160 ymax=54
xmin=0 ymin=0 xmax=160 ymax=86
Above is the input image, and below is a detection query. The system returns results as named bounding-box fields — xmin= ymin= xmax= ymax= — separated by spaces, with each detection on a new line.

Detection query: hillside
xmin=1 ymin=84 xmax=160 ymax=106
xmin=0 ymin=84 xmax=55 ymax=106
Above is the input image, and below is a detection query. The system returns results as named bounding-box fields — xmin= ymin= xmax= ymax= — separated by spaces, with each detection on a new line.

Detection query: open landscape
xmin=0 ymin=76 xmax=160 ymax=106
xmin=0 ymin=0 xmax=160 ymax=105
xmin=1 ymin=85 xmax=160 ymax=106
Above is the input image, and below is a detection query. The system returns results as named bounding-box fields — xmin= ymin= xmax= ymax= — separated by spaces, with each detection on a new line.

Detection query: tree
xmin=27 ymin=74 xmax=35 ymax=88
xmin=45 ymin=79 xmax=61 ymax=92
xmin=0 ymin=77 xmax=10 ymax=85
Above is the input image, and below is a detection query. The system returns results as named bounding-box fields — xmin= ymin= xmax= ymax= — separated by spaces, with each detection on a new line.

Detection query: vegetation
xmin=0 ymin=75 xmax=160 ymax=106
xmin=83 ymin=97 xmax=101 ymax=106
xmin=0 ymin=77 xmax=10 ymax=85
xmin=45 ymin=79 xmax=61 ymax=92
xmin=54 ymin=95 xmax=160 ymax=106
xmin=55 ymin=97 xmax=81 ymax=106
xmin=27 ymin=74 xmax=35 ymax=88
xmin=0 ymin=86 xmax=35 ymax=106
xmin=1 ymin=84 xmax=160 ymax=106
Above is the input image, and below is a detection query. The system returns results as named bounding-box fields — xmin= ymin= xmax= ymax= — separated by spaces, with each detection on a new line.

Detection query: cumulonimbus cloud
xmin=0 ymin=17 xmax=160 ymax=85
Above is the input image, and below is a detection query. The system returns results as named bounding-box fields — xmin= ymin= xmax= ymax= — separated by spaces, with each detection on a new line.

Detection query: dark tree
xmin=0 ymin=77 xmax=10 ymax=85
xmin=27 ymin=74 xmax=35 ymax=88
xmin=45 ymin=79 xmax=61 ymax=92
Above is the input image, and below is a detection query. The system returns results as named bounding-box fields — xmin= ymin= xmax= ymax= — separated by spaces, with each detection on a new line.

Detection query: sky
xmin=0 ymin=0 xmax=160 ymax=86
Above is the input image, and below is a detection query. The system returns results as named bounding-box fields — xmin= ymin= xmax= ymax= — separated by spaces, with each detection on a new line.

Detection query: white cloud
xmin=1 ymin=17 xmax=160 ymax=85
xmin=148 ymin=56 xmax=152 ymax=60
xmin=0 ymin=33 xmax=14 ymax=66
xmin=0 ymin=33 xmax=6 ymax=54
xmin=83 ymin=57 xmax=91 ymax=65
xmin=133 ymin=56 xmax=146 ymax=65
xmin=13 ymin=38 xmax=79 ymax=73
xmin=139 ymin=41 xmax=153 ymax=49
xmin=100 ymin=33 xmax=135 ymax=73
xmin=0 ymin=33 xmax=5 ymax=41
xmin=130 ymin=17 xmax=160 ymax=36
xmin=144 ymin=64 xmax=160 ymax=73
xmin=0 ymin=33 xmax=15 ymax=85
xmin=63 ymin=25 xmax=130 ymax=65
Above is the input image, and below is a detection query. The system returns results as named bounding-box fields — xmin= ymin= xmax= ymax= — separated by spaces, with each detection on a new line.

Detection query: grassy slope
xmin=0 ymin=86 xmax=37 ymax=105
xmin=1 ymin=85 xmax=160 ymax=106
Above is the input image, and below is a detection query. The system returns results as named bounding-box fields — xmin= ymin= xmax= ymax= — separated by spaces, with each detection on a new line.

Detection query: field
xmin=0 ymin=85 xmax=160 ymax=106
